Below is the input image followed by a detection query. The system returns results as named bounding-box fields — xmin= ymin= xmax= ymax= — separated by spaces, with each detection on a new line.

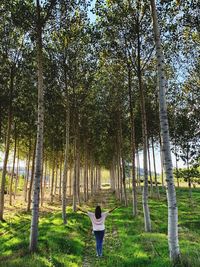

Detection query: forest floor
xmin=0 ymin=187 xmax=200 ymax=267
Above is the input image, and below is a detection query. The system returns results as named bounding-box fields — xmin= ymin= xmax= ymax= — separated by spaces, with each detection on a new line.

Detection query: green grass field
xmin=0 ymin=188 xmax=200 ymax=267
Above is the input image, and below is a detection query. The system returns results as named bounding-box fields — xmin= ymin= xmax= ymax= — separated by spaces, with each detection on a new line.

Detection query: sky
xmin=88 ymin=0 xmax=96 ymax=23
xmin=136 ymin=147 xmax=186 ymax=174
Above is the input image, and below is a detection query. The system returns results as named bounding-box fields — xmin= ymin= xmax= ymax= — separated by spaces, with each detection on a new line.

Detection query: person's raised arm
xmin=108 ymin=206 xmax=119 ymax=213
xmin=77 ymin=206 xmax=88 ymax=214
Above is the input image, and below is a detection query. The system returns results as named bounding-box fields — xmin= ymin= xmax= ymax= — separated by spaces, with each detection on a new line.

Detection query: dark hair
xmin=95 ymin=206 xmax=101 ymax=219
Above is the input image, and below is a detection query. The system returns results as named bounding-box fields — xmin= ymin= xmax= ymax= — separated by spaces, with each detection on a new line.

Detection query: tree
xmin=29 ymin=0 xmax=56 ymax=252
xmin=150 ymin=0 xmax=180 ymax=262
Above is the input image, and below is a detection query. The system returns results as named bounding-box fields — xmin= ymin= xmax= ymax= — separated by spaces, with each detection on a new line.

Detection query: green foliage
xmin=174 ymin=167 xmax=200 ymax=185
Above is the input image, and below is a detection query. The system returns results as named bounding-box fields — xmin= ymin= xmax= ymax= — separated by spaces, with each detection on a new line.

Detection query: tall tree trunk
xmin=24 ymin=140 xmax=31 ymax=202
xmin=0 ymin=67 xmax=14 ymax=220
xmin=59 ymin=157 xmax=62 ymax=201
xmin=116 ymin=159 xmax=120 ymax=199
xmin=110 ymin=164 xmax=115 ymax=191
xmin=90 ymin=161 xmax=94 ymax=196
xmin=73 ymin=142 xmax=77 ymax=212
xmin=62 ymin=106 xmax=69 ymax=223
xmin=54 ymin=158 xmax=58 ymax=196
xmin=41 ymin=156 xmax=47 ymax=207
xmin=159 ymin=131 xmax=165 ymax=189
xmin=83 ymin=148 xmax=88 ymax=202
xmin=118 ymin=154 xmax=123 ymax=202
xmin=39 ymin=153 xmax=44 ymax=207
xmin=117 ymin=114 xmax=123 ymax=203
xmin=76 ymin=144 xmax=80 ymax=205
xmin=186 ymin=148 xmax=192 ymax=199
xmin=98 ymin=166 xmax=101 ymax=190
xmin=137 ymin=13 xmax=151 ymax=231
xmin=152 ymin=137 xmax=160 ymax=198
xmin=118 ymin=111 xmax=127 ymax=206
xmin=29 ymin=0 xmax=44 ymax=252
xmin=9 ymin=127 xmax=17 ymax=206
xmin=175 ymin=145 xmax=179 ymax=188
xmin=122 ymin=158 xmax=128 ymax=206
xmin=147 ymin=139 xmax=153 ymax=195
xmin=14 ymin=146 xmax=19 ymax=199
xmin=69 ymin=167 xmax=72 ymax=196
xmin=27 ymin=141 xmax=36 ymax=212
xmin=150 ymin=0 xmax=180 ymax=261
xmin=50 ymin=152 xmax=55 ymax=203
xmin=127 ymin=63 xmax=137 ymax=216
xmin=136 ymin=148 xmax=141 ymax=190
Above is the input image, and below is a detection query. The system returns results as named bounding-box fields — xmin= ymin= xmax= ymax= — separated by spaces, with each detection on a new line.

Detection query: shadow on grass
xmin=0 ymin=211 xmax=90 ymax=267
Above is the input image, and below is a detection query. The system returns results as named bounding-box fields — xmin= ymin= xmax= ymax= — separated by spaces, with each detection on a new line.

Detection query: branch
xmin=141 ymin=45 xmax=155 ymax=71
xmin=42 ymin=0 xmax=57 ymax=26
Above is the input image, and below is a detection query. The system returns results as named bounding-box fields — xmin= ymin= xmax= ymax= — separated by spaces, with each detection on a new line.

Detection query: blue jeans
xmin=94 ymin=230 xmax=105 ymax=256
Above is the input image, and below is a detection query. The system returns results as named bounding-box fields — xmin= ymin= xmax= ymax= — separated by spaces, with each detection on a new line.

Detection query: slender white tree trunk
xmin=58 ymin=157 xmax=62 ymax=201
xmin=14 ymin=147 xmax=19 ymax=199
xmin=62 ymin=108 xmax=69 ymax=224
xmin=50 ymin=152 xmax=55 ymax=203
xmin=137 ymin=43 xmax=151 ymax=232
xmin=24 ymin=141 xmax=31 ymax=202
xmin=9 ymin=128 xmax=17 ymax=206
xmin=83 ymin=148 xmax=88 ymax=201
xmin=29 ymin=0 xmax=44 ymax=252
xmin=27 ymin=141 xmax=36 ymax=212
xmin=150 ymin=0 xmax=180 ymax=262
xmin=135 ymin=6 xmax=151 ymax=230
xmin=73 ymin=142 xmax=77 ymax=212
xmin=127 ymin=64 xmax=137 ymax=216
xmin=152 ymin=137 xmax=160 ymax=198
xmin=147 ymin=139 xmax=153 ymax=195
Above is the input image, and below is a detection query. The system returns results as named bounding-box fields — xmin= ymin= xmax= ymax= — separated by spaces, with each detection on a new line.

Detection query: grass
xmin=0 ymin=206 xmax=90 ymax=267
xmin=0 ymin=187 xmax=200 ymax=266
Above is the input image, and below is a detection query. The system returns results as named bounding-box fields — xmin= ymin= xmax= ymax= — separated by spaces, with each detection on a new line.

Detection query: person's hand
xmin=77 ymin=206 xmax=87 ymax=213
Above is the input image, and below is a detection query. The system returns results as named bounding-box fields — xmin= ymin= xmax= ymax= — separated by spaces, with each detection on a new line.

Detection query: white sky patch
xmin=88 ymin=0 xmax=96 ymax=23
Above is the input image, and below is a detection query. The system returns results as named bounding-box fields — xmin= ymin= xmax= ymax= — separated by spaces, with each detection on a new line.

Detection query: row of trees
xmin=0 ymin=0 xmax=199 ymax=263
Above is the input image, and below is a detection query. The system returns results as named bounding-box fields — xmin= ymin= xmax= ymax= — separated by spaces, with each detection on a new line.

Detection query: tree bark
xmin=76 ymin=143 xmax=80 ymax=205
xmin=137 ymin=12 xmax=151 ymax=231
xmin=41 ymin=156 xmax=47 ymax=207
xmin=14 ymin=146 xmax=20 ymax=199
xmin=136 ymin=148 xmax=141 ymax=190
xmin=59 ymin=156 xmax=62 ymax=201
xmin=152 ymin=136 xmax=160 ymax=198
xmin=0 ymin=66 xmax=14 ymax=220
xmin=122 ymin=158 xmax=128 ymax=206
xmin=127 ymin=63 xmax=137 ymax=216
xmin=24 ymin=141 xmax=31 ymax=202
xmin=54 ymin=158 xmax=58 ymax=196
xmin=29 ymin=0 xmax=44 ymax=252
xmin=50 ymin=152 xmax=55 ymax=203
xmin=83 ymin=148 xmax=88 ymax=202
xmin=27 ymin=141 xmax=36 ymax=212
xmin=73 ymin=142 xmax=77 ymax=212
xmin=159 ymin=131 xmax=165 ymax=189
xmin=62 ymin=107 xmax=69 ymax=224
xmin=147 ymin=139 xmax=153 ymax=195
xmin=9 ymin=127 xmax=17 ymax=206
xmin=150 ymin=0 xmax=180 ymax=261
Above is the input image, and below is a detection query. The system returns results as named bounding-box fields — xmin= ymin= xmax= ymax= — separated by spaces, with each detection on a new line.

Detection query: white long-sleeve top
xmin=87 ymin=211 xmax=109 ymax=231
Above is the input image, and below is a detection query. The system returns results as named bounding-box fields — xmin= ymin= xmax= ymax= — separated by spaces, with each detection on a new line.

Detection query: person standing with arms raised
xmin=77 ymin=205 xmax=118 ymax=257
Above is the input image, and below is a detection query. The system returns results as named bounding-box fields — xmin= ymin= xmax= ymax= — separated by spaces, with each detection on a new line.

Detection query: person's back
xmin=87 ymin=211 xmax=109 ymax=231
xmin=77 ymin=205 xmax=118 ymax=257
